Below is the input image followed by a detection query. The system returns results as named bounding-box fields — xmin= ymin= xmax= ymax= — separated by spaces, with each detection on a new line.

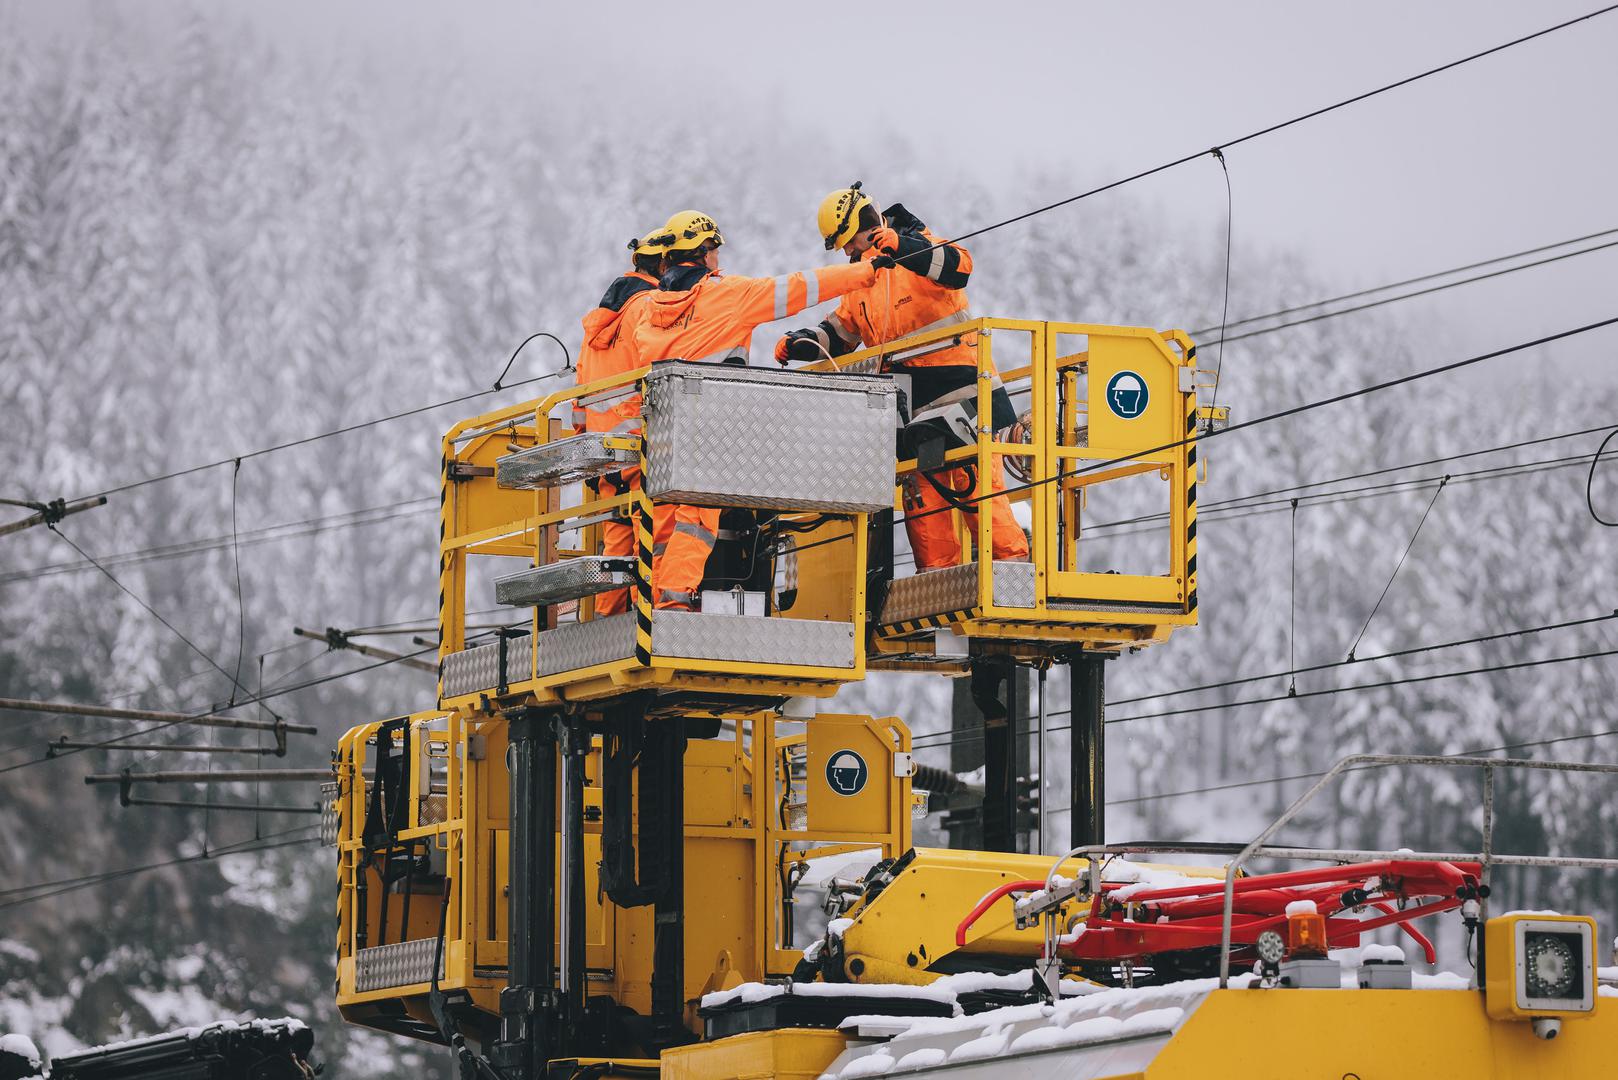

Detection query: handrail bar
xmin=1215 ymin=753 xmax=1618 ymax=986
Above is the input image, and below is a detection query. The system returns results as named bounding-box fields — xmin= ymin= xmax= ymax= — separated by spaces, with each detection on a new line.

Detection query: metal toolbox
xmin=642 ymin=361 xmax=898 ymax=512
xmin=497 ymin=432 xmax=637 ymax=490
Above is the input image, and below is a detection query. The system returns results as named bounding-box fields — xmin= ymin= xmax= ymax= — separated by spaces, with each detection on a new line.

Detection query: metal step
xmin=496 ymin=432 xmax=637 ymax=489
xmin=495 ymin=557 xmax=634 ymax=607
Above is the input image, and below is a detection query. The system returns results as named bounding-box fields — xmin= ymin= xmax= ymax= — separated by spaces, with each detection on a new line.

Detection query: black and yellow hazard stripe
xmin=633 ymin=440 xmax=655 ymax=666
xmin=1183 ymin=345 xmax=1199 ymax=617
xmin=876 ymin=606 xmax=978 ymax=639
xmin=436 ymin=451 xmax=451 ymax=705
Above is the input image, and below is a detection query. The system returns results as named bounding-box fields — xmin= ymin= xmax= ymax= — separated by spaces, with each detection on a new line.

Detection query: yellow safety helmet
xmin=629 ymin=229 xmax=671 ymax=257
xmin=818 ymin=180 xmax=873 ymax=251
xmin=661 ymin=210 xmax=723 ymax=253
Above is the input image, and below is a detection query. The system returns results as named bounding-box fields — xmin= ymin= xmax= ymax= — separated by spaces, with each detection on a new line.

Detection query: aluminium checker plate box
xmin=642 ymin=361 xmax=898 ymax=512
xmin=496 ymin=431 xmax=637 ymax=490
xmin=355 ymin=938 xmax=444 ymax=992
xmin=534 ymin=610 xmax=856 ymax=676
xmin=878 ymin=560 xmax=1036 ymax=625
xmin=441 ymin=641 xmax=501 ymax=698
xmin=495 ymin=556 xmax=633 ymax=607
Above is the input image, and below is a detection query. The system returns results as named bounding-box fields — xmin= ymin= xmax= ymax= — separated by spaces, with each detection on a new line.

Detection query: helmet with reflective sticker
xmin=661 ymin=210 xmax=724 ymax=253
xmin=818 ymin=181 xmax=873 ymax=251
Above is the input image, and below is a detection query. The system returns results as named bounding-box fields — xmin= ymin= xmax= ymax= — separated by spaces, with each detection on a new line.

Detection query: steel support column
xmin=1070 ymin=653 xmax=1106 ymax=848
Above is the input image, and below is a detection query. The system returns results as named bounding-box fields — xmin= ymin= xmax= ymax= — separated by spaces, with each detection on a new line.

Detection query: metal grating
xmin=878 ymin=561 xmax=1036 ymax=624
xmin=534 ymin=609 xmax=857 ymax=676
xmin=355 ymin=937 xmax=444 ymax=992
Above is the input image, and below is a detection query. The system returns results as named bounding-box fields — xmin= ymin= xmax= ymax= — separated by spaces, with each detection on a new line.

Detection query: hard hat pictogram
xmin=1105 ymin=370 xmax=1149 ymax=419
xmin=825 ymin=749 xmax=869 ymax=796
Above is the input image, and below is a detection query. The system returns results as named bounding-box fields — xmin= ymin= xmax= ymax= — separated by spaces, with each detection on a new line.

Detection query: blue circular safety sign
xmin=1105 ymin=370 xmax=1149 ymax=419
xmin=825 ymin=750 xmax=869 ymax=797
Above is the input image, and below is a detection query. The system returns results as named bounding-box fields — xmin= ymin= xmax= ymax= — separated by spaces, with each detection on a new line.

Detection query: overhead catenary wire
xmin=1589 ymin=427 xmax=1618 ymax=527
xmin=47 ymin=523 xmax=276 ymax=716
xmin=1201 ymin=225 xmax=1618 ymax=335
xmin=0 ymin=827 xmax=319 ymax=912
xmin=1103 ymin=726 xmax=1618 ymax=810
xmin=787 ymin=315 xmax=1618 ymax=561
xmin=908 ymin=5 xmax=1618 ymax=257
xmin=907 ymin=613 xmax=1618 ymax=751
xmin=1344 ymin=474 xmax=1449 ymax=661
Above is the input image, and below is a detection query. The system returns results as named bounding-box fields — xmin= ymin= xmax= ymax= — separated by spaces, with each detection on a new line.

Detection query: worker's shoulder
xmin=597 ymin=272 xmax=658 ymax=313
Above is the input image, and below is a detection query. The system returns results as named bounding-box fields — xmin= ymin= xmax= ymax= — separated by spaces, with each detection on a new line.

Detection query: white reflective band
xmin=673 ymin=522 xmax=716 ymax=545
xmin=828 ymin=311 xmax=860 ymax=344
xmin=803 ymin=270 xmax=819 ymax=309
xmin=927 ymin=245 xmax=946 ymax=281
xmin=774 ymin=275 xmax=791 ymax=319
xmin=812 ymin=326 xmax=832 ymax=353
xmin=912 ymin=308 xmax=975 ymax=336
xmin=610 ymin=417 xmax=642 ymax=433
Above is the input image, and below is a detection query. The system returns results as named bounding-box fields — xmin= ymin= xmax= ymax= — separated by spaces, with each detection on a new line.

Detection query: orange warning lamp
xmin=1287 ymin=908 xmax=1328 ymax=959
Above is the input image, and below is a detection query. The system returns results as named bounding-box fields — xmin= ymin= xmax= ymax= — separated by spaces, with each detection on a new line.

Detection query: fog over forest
xmin=2 ymin=7 xmax=1616 ymax=1077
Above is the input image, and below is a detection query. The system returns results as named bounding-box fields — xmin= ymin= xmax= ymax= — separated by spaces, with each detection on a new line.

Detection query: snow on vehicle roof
xmin=62 ymin=1017 xmax=307 ymax=1057
xmin=1 ymin=1033 xmax=42 ymax=1068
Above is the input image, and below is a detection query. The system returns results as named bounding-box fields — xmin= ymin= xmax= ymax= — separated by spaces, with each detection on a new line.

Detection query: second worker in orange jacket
xmin=777 ymin=183 xmax=1029 ymax=571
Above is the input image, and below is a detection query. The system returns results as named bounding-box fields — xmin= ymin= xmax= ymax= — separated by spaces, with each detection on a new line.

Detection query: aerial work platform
xmin=433 ymin=318 xmax=1215 ymax=710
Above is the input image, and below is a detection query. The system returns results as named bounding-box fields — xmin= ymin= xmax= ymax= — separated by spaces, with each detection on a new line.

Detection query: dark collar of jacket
xmin=659 ymin=262 xmax=713 ymax=292
xmin=597 ymin=272 xmax=658 ymax=312
xmin=882 ymin=202 xmax=927 ymax=233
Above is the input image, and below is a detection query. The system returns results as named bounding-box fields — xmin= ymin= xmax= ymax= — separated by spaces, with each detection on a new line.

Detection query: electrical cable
xmin=1198 ymin=237 xmax=1618 ymax=347
xmin=47 ymin=523 xmax=275 ymax=717
xmin=907 ymin=612 xmax=1618 ymax=750
xmin=1208 ymin=147 xmax=1233 ymax=413
xmin=1102 ymin=726 xmax=1618 ymax=809
xmin=71 ymin=362 xmax=571 ymax=504
xmin=788 ymin=315 xmax=1618 ymax=561
xmin=1090 ymin=424 xmax=1613 ymax=531
xmin=1345 ymin=474 xmax=1449 ymax=661
xmin=902 ymin=6 xmax=1618 ymax=258
xmin=1202 ymin=225 xmax=1618 ymax=334
xmin=492 ymin=331 xmax=572 ymax=390
xmin=0 ymin=829 xmax=319 ymax=912
xmin=228 ymin=459 xmax=246 ymax=706
xmin=1588 ymin=427 xmax=1618 ymax=526
xmin=0 ymin=496 xmax=436 ymax=587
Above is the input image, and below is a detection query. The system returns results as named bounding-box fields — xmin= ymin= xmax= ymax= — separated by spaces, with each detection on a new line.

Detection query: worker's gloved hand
xmin=775 ymin=329 xmax=823 ymax=366
xmin=870 ymin=225 xmax=899 ymax=254
xmin=870 ymin=252 xmax=897 ymax=270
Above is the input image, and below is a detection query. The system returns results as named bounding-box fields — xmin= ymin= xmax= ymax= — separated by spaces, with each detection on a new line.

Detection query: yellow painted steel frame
xmin=334 ymin=710 xmax=914 ymax=1047
xmin=808 ymin=318 xmax=1200 ymax=659
xmin=435 ymin=368 xmax=870 ymax=712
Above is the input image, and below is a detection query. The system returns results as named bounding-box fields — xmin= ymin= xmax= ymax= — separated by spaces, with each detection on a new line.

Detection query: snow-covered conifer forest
xmin=2 ymin=7 xmax=1615 ymax=1077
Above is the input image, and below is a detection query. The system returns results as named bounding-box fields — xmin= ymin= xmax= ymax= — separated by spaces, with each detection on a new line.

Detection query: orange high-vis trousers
xmin=593 ymin=473 xmax=637 ymax=617
xmin=652 ymin=503 xmax=721 ymax=610
xmin=903 ymin=460 xmax=1029 ymax=570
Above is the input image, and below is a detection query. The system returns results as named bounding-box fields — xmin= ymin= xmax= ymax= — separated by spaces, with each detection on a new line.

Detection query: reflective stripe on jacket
xmin=633 ymin=261 xmax=877 ymax=366
xmin=575 ymin=270 xmax=659 ymax=432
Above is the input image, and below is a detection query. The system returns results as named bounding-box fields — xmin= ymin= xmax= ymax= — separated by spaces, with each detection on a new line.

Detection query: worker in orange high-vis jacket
xmin=574 ymin=230 xmax=668 ymax=616
xmin=775 ymin=182 xmax=1029 ymax=571
xmin=631 ymin=209 xmax=888 ymax=610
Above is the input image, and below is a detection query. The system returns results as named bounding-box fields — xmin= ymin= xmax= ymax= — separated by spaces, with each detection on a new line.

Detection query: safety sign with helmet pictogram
xmin=807 ymin=714 xmax=900 ymax=833
xmin=825 ymin=750 xmax=869 ymax=796
xmin=1105 ymin=370 xmax=1149 ymax=419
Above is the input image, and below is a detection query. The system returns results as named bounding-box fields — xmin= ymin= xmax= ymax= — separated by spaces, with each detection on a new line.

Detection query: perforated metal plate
xmin=355 ymin=938 xmax=444 ymax=992
xmin=320 ymin=781 xmax=339 ymax=846
xmin=495 ymin=557 xmax=633 ymax=607
xmin=497 ymin=432 xmax=637 ymax=490
xmin=878 ymin=561 xmax=1036 ymax=624
xmin=642 ymin=362 xmax=897 ymax=512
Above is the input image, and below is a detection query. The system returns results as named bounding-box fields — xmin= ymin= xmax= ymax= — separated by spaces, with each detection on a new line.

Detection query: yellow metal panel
xmin=1148 ymin=989 xmax=1618 ymax=1079
xmin=660 ymin=1029 xmax=848 ymax=1080
xmin=807 ymin=715 xmax=896 ymax=834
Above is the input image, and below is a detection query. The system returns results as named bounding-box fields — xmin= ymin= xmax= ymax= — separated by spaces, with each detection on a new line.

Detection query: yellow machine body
xmin=332 ymin=710 xmax=915 ymax=1042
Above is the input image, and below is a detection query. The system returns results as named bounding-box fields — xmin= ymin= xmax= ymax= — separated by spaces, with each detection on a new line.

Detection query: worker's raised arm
xmin=887 ymin=228 xmax=972 ymax=290
xmin=732 ymin=260 xmax=878 ymax=329
xmin=775 ymin=312 xmax=862 ymax=365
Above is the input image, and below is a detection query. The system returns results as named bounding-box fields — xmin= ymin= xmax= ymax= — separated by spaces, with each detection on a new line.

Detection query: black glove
xmin=781 ymin=329 xmax=824 ymax=363
xmin=870 ymin=252 xmax=897 ymax=270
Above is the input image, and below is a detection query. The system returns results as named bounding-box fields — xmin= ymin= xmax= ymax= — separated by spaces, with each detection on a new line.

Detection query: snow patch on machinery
xmin=0 ymin=1033 xmax=42 ymax=1069
xmin=1284 ymin=899 xmax=1318 ymax=917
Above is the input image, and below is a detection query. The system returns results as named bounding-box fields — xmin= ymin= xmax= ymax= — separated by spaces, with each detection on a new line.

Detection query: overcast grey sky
xmin=24 ymin=0 xmax=1618 ymax=385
